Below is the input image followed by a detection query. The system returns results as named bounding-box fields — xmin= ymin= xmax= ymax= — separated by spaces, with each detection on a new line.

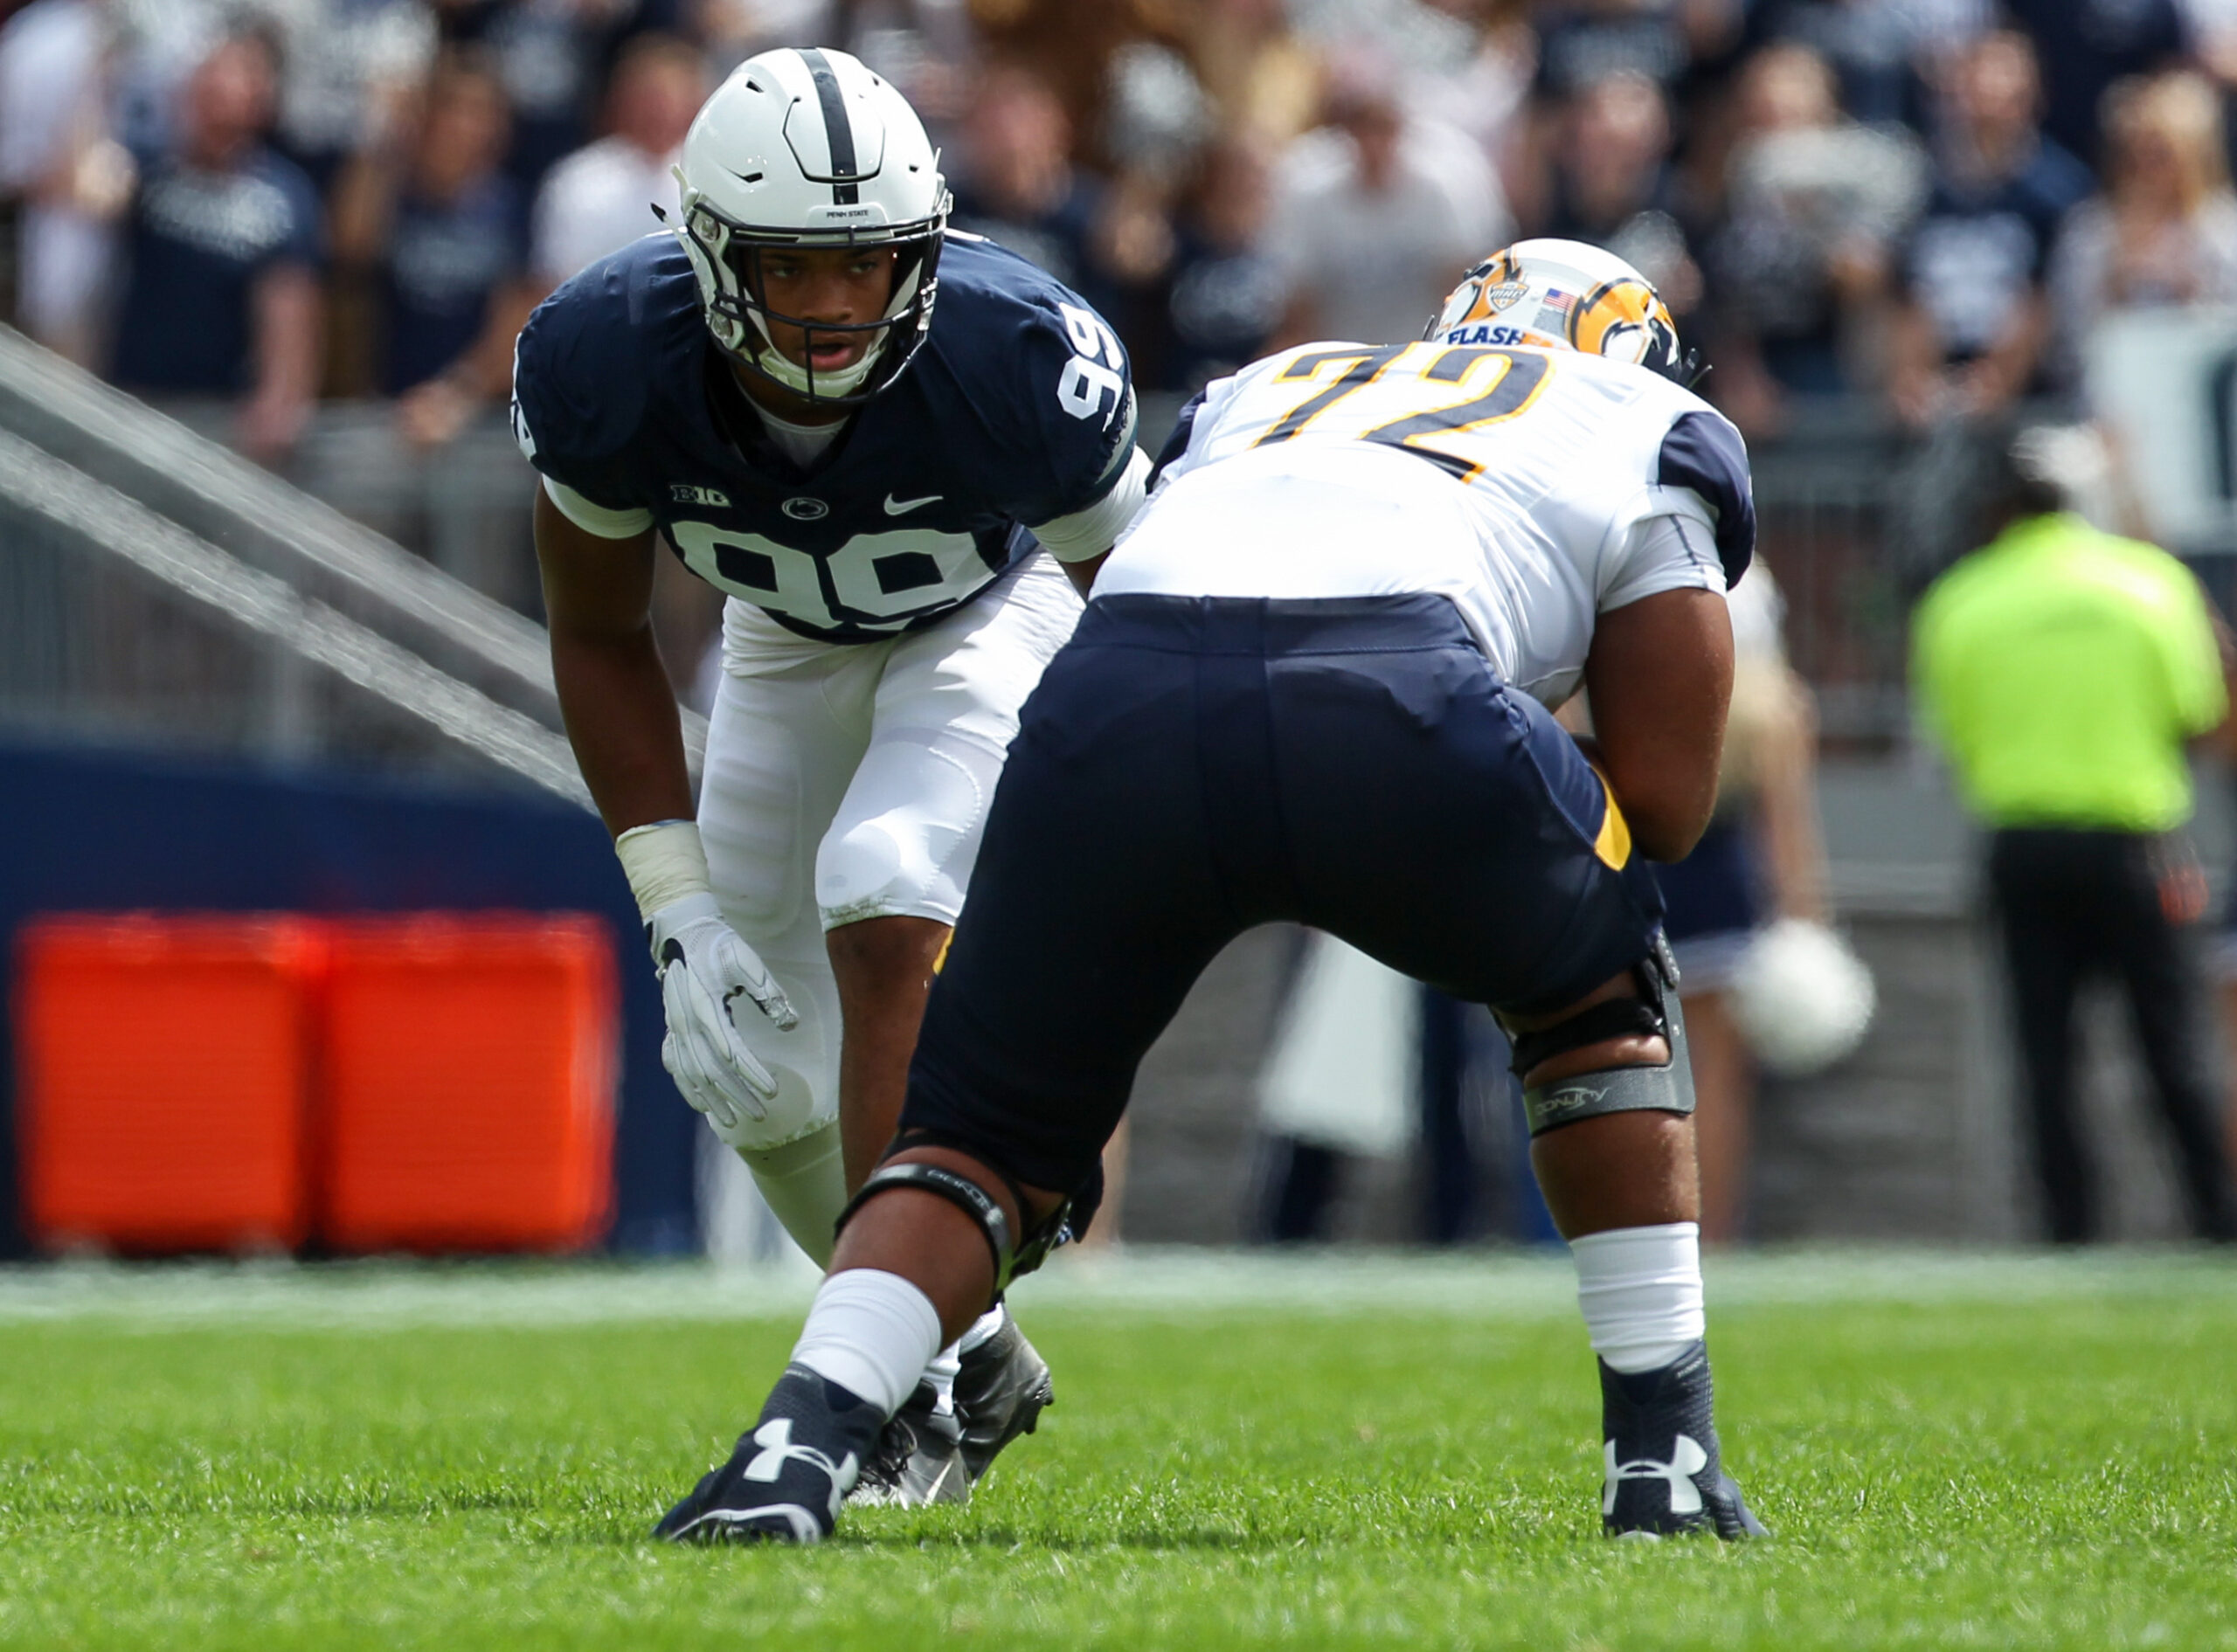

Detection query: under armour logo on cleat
xmin=1603 ymin=1434 xmax=1707 ymax=1517
xmin=744 ymin=1418 xmax=861 ymax=1517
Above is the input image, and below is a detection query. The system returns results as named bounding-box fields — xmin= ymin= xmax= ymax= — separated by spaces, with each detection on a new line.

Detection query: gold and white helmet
xmin=1426 ymin=238 xmax=1693 ymax=383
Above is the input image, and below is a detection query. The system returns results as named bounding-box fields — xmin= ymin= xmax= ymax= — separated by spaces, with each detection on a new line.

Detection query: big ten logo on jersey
xmin=1056 ymin=303 xmax=1127 ymax=427
xmin=1246 ymin=341 xmax=1554 ymax=481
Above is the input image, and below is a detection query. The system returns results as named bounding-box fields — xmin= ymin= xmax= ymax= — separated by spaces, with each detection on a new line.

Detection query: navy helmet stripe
xmin=796 ymin=47 xmax=860 ymax=204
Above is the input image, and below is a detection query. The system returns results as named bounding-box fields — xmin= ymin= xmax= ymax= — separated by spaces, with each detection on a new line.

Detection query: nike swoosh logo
xmin=884 ymin=492 xmax=940 ymax=515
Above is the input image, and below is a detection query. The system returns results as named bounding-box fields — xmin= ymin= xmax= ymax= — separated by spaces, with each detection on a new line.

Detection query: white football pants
xmin=696 ymin=555 xmax=1082 ymax=1263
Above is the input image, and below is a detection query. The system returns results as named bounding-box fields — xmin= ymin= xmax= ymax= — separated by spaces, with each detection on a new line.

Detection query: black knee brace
xmin=831 ymin=1131 xmax=1079 ymax=1298
xmin=1506 ymin=937 xmax=1697 ymax=1137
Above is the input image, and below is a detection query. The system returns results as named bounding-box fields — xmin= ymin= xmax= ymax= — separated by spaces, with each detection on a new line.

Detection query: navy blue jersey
xmin=381 ymin=173 xmax=529 ymax=394
xmin=511 ymin=230 xmax=1138 ymax=643
xmin=1901 ymin=140 xmax=2093 ymax=362
xmin=109 ymin=149 xmax=323 ymax=394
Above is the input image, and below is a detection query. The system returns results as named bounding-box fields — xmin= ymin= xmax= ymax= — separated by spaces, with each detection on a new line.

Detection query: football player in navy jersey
xmin=661 ymin=240 xmax=1770 ymax=1545
xmin=509 ymin=46 xmax=1148 ymax=1512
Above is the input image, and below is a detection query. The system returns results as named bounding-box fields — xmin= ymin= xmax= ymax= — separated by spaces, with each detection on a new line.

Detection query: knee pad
xmin=816 ymin=729 xmax=1007 ymax=928
xmin=1511 ymin=940 xmax=1697 ymax=1137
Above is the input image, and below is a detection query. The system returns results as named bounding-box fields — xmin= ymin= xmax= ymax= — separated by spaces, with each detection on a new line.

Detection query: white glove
xmin=648 ymin=892 xmax=799 ymax=1133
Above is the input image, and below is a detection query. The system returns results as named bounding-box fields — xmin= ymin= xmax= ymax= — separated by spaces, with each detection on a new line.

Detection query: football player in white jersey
xmin=514 ymin=49 xmax=1151 ymax=1510
xmin=654 ymin=239 xmax=1768 ymax=1544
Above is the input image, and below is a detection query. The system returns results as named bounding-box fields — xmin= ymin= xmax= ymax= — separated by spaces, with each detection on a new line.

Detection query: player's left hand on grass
xmin=648 ymin=892 xmax=797 ymax=1130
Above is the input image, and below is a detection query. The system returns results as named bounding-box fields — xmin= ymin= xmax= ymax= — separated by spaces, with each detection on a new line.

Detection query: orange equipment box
xmin=15 ymin=914 xmax=325 ymax=1255
xmin=317 ymin=914 xmax=617 ymax=1253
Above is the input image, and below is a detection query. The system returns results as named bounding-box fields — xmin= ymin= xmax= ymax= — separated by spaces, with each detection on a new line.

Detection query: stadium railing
xmin=0 ymin=324 xmax=707 ymax=791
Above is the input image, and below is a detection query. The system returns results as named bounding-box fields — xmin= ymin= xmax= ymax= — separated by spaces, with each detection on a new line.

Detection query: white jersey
xmin=1101 ymin=340 xmax=1754 ymax=708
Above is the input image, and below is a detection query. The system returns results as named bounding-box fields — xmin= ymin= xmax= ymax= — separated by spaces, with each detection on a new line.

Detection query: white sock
xmin=1571 ymin=1222 xmax=1705 ymax=1375
xmin=788 ymin=1268 xmax=944 ymax=1418
xmin=925 ymin=1344 xmax=961 ymax=1412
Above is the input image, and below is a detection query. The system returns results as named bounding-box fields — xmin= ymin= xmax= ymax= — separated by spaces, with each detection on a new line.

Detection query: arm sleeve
xmin=1597 ymin=509 xmax=1728 ymax=613
xmin=1029 ymin=446 xmax=1150 ymax=562
xmin=544 ymin=474 xmax=654 ymax=539
xmin=1654 ymin=410 xmax=1755 ymax=587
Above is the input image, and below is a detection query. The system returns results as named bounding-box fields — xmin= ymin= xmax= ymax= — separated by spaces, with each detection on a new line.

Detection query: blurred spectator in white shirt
xmin=528 ymin=31 xmax=703 ymax=287
xmin=2048 ymin=70 xmax=2237 ymax=383
xmin=0 ymin=0 xmax=111 ymax=363
xmin=1264 ymin=47 xmax=1510 ymax=349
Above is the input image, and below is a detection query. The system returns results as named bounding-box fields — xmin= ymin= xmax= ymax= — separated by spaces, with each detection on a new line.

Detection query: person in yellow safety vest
xmin=1911 ymin=424 xmax=2237 ymax=1243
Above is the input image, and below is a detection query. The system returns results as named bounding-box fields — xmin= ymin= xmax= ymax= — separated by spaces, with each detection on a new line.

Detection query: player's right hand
xmin=646 ymin=893 xmax=799 ymax=1131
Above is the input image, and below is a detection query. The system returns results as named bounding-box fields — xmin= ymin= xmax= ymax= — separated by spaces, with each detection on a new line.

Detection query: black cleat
xmin=1599 ymin=1340 xmax=1767 ymax=1541
xmin=952 ymin=1313 xmax=1055 ymax=1484
xmin=654 ymin=1365 xmax=885 ymax=1545
xmin=848 ymin=1379 xmax=968 ymax=1508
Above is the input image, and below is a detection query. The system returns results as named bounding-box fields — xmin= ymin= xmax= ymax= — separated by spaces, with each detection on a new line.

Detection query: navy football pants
xmin=902 ymin=593 xmax=1666 ymax=1198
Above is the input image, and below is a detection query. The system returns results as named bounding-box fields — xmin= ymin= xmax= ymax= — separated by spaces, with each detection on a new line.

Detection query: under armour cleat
xmin=952 ymin=1313 xmax=1056 ymax=1484
xmin=848 ymin=1379 xmax=968 ymax=1508
xmin=653 ymin=1365 xmax=885 ymax=1545
xmin=1599 ymin=1340 xmax=1767 ymax=1540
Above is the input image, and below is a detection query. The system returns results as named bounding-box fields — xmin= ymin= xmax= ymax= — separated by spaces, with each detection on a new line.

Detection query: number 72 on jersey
xmin=1251 ymin=342 xmax=1553 ymax=481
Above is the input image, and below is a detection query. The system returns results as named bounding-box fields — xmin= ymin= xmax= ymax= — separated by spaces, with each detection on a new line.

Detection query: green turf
xmin=0 ymin=1252 xmax=2233 ymax=1650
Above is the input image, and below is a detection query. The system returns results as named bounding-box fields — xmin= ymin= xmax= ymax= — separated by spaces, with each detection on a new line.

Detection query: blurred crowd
xmin=5 ymin=0 xmax=2237 ymax=464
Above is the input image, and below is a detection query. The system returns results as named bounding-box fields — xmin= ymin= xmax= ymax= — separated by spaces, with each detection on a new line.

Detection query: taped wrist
xmin=615 ymin=819 xmax=710 ymax=922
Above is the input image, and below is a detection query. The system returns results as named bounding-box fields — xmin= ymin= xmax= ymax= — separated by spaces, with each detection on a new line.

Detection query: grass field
xmin=1 ymin=1249 xmax=2233 ymax=1651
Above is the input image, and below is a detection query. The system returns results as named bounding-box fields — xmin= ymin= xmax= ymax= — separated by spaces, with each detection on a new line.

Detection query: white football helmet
xmin=674 ymin=46 xmax=950 ymax=405
xmin=1426 ymin=237 xmax=1694 ymax=384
